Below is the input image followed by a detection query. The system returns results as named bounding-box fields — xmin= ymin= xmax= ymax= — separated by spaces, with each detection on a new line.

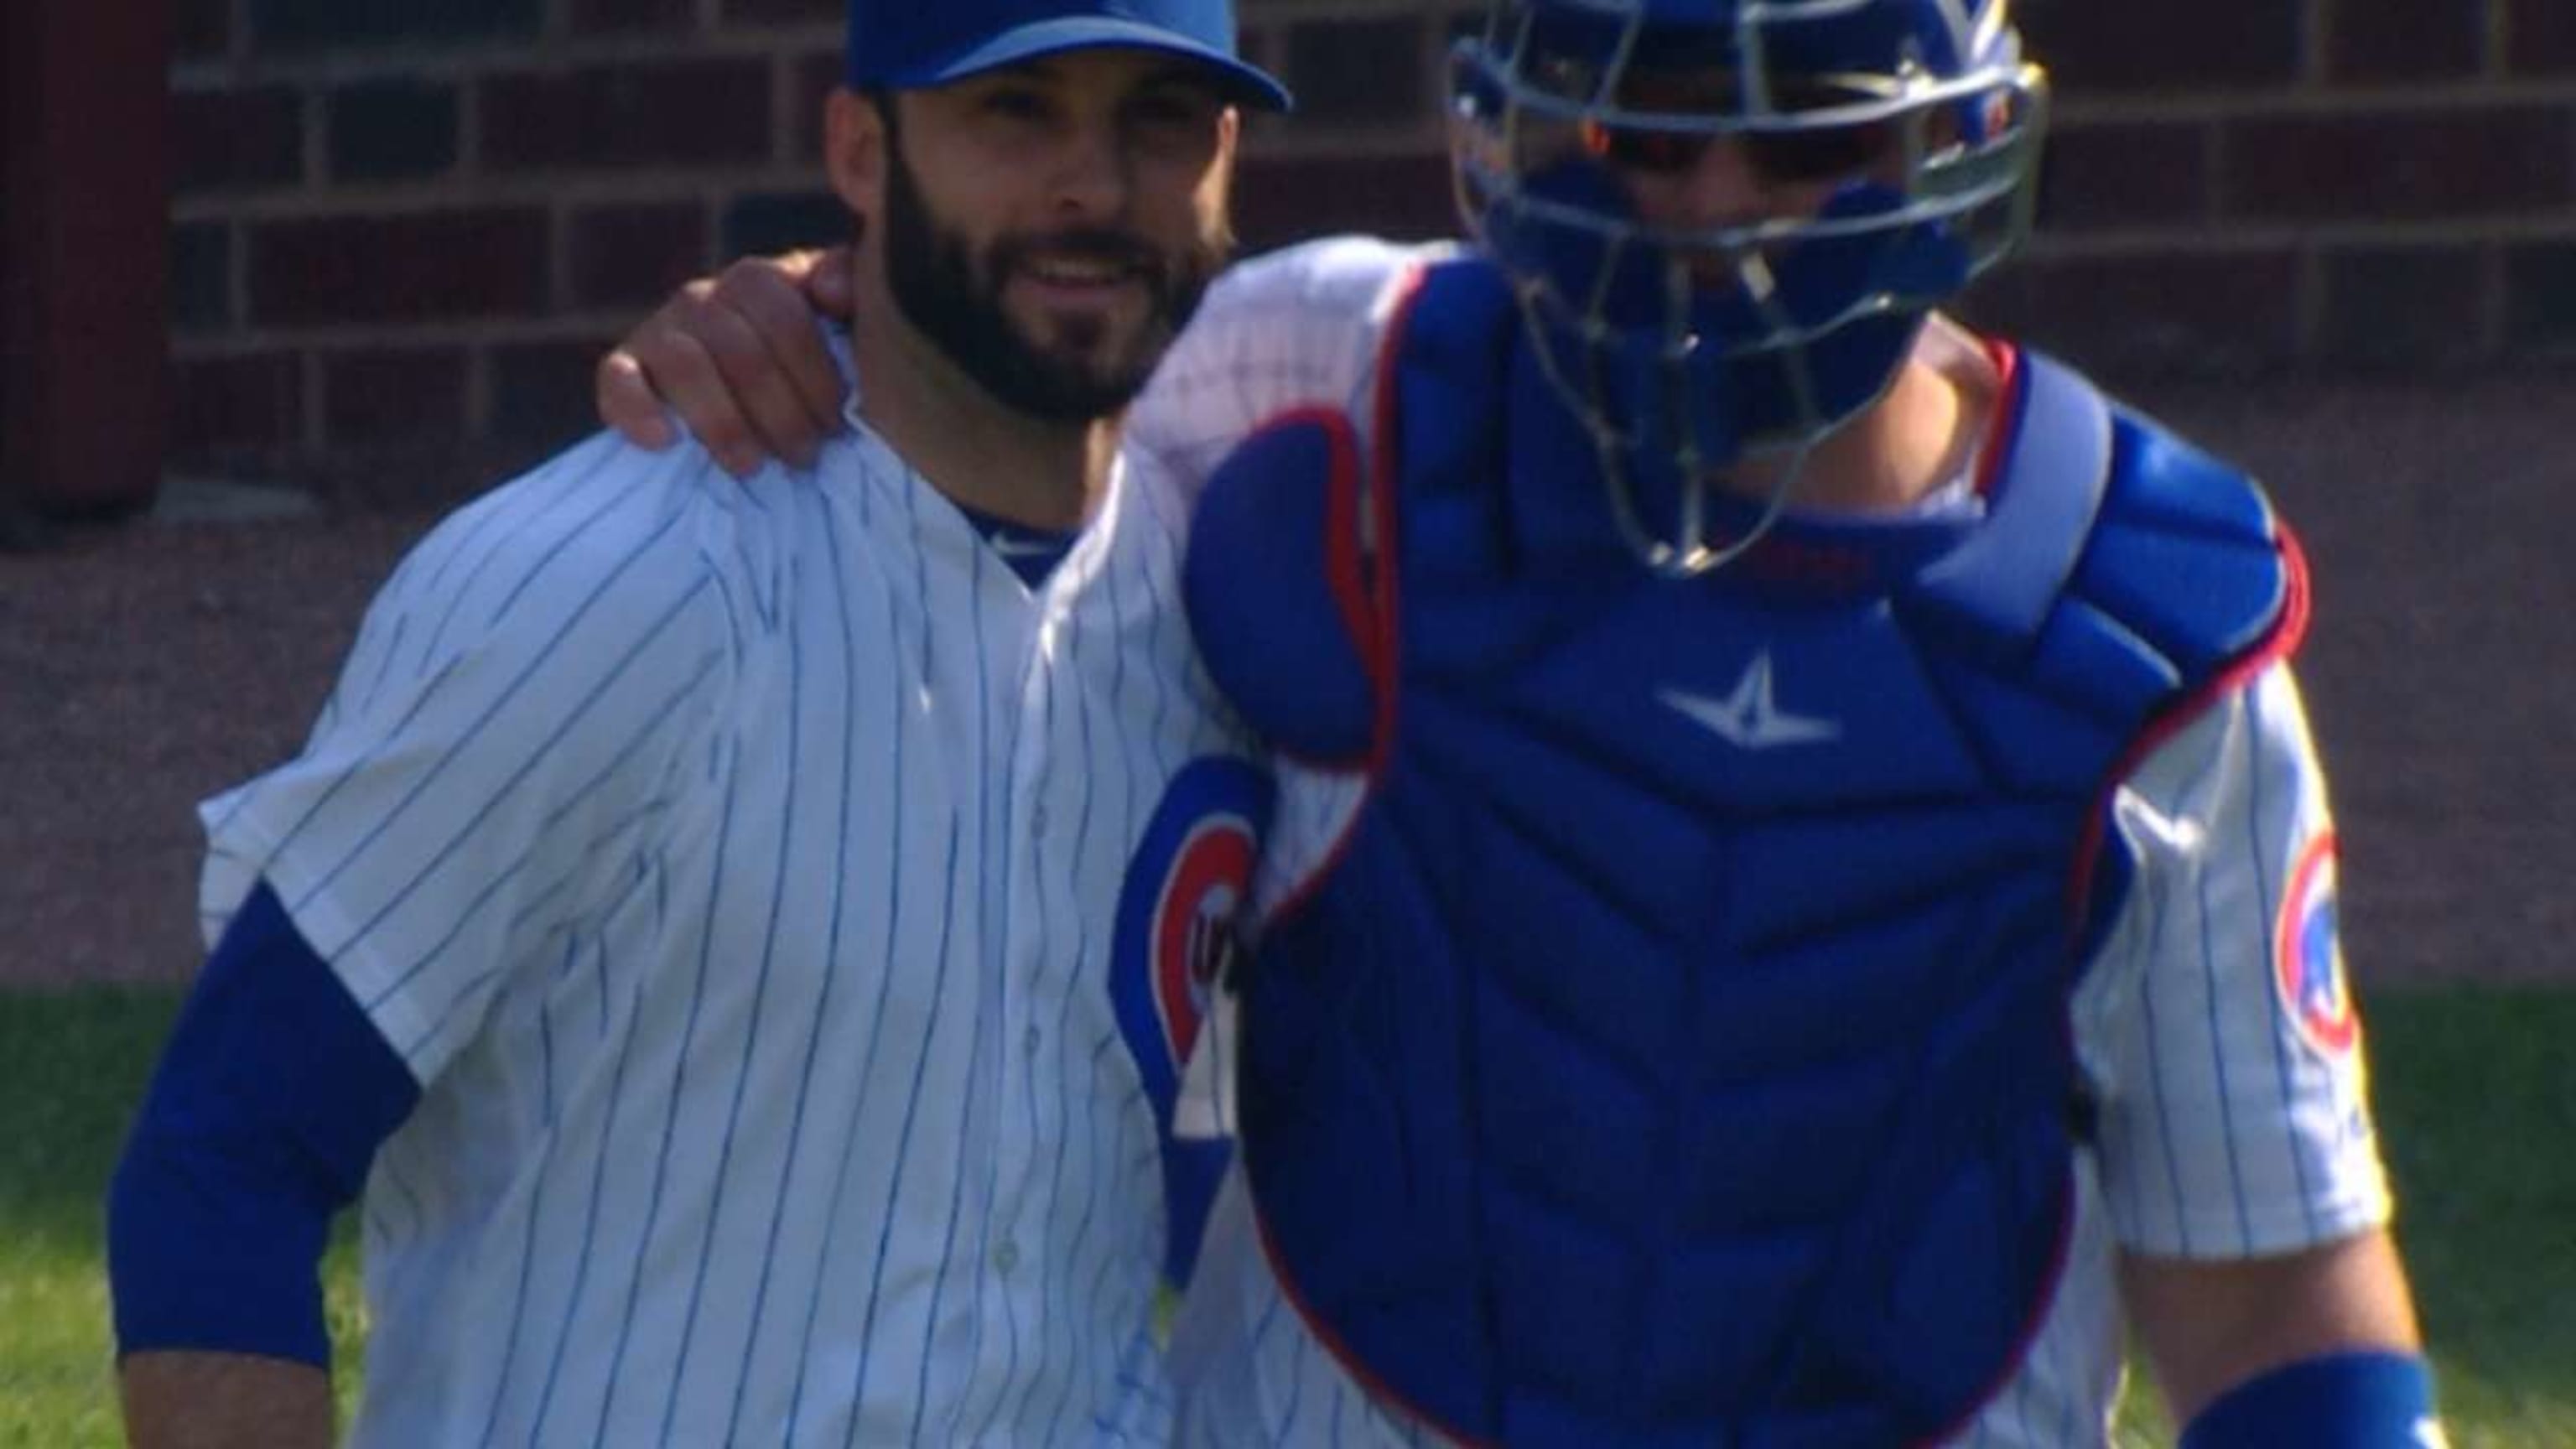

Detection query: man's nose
xmin=1045 ymin=119 xmax=1132 ymax=224
xmin=1666 ymin=136 xmax=1784 ymax=229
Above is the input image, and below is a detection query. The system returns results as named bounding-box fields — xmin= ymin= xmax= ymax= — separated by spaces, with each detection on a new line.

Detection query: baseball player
xmin=600 ymin=5 xmax=2444 ymax=1446
xmin=104 ymin=3 xmax=1288 ymax=1446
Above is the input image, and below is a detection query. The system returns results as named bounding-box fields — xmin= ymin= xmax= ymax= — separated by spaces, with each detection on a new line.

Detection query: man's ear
xmin=824 ymin=88 xmax=888 ymax=221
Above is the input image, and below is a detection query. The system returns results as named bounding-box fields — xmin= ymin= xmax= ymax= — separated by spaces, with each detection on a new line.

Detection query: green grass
xmin=0 ymin=990 xmax=365 ymax=1447
xmin=2365 ymin=988 xmax=2576 ymax=1446
xmin=3 ymin=984 xmax=2569 ymax=1446
xmin=2106 ymin=986 xmax=2576 ymax=1447
xmin=0 ymin=990 xmax=170 ymax=1449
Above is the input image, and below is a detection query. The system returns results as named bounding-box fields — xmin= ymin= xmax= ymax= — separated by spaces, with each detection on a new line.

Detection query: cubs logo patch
xmin=1110 ymin=756 xmax=1273 ymax=1289
xmin=1150 ymin=815 xmax=1254 ymax=1067
xmin=1113 ymin=758 xmax=1271 ymax=1104
xmin=2274 ymin=830 xmax=2359 ymax=1059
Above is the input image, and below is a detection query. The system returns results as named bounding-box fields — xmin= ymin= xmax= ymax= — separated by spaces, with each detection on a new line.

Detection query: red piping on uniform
xmin=1235 ymin=404 xmax=1374 ymax=779
xmin=1962 ymin=517 xmax=2316 ymax=1441
xmin=1937 ymin=357 xmax=2309 ymax=1446
xmin=2068 ymin=521 xmax=2314 ymax=935
xmin=1259 ymin=262 xmax=1429 ymax=927
xmin=1243 ymin=263 xmax=1497 ymax=1446
xmin=1922 ymin=1159 xmax=2082 ymax=1446
xmin=1361 ymin=268 xmax=1415 ymax=777
xmin=1974 ymin=340 xmax=2023 ymax=501
xmin=1306 ymin=406 xmax=1378 ymax=696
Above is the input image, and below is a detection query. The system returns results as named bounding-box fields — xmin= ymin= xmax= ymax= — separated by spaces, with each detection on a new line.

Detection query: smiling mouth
xmin=1018 ymin=254 xmax=1150 ymax=292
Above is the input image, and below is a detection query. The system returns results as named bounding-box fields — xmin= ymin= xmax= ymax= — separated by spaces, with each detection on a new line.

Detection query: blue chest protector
xmin=1183 ymin=258 xmax=2299 ymax=1447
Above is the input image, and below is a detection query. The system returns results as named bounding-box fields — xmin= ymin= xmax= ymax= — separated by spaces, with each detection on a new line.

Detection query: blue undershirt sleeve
xmin=106 ymin=880 xmax=422 ymax=1366
xmin=2180 ymin=1351 xmax=2441 ymax=1449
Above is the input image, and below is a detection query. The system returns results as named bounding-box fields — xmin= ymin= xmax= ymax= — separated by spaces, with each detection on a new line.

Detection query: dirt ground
xmin=3 ymin=374 xmax=2569 ymax=989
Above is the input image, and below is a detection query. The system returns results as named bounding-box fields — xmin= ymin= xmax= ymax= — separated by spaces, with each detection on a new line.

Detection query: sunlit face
xmin=869 ymin=52 xmax=1239 ymax=422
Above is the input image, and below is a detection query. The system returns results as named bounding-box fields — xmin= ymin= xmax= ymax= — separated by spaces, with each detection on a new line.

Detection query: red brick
xmin=170 ymin=352 xmax=305 ymax=454
xmin=569 ymin=0 xmax=697 ymax=34
xmin=723 ymin=192 xmax=849 ymax=257
xmin=791 ymin=49 xmax=843 ymax=164
xmin=2326 ymin=0 xmax=2485 ymax=83
xmin=2018 ymin=0 xmax=2305 ymax=93
xmin=170 ymin=86 xmax=304 ymax=194
xmin=724 ymin=0 xmax=841 ymax=23
xmin=567 ymin=202 xmax=709 ymax=309
xmin=248 ymin=210 xmax=551 ymax=326
xmin=1281 ymin=16 xmax=1428 ymax=129
xmin=2502 ymin=242 xmax=2576 ymax=351
xmin=175 ymin=0 xmax=230 ymax=60
xmin=170 ymin=222 xmax=232 ymax=335
xmin=2040 ymin=122 xmax=2210 ymax=232
xmin=2507 ymin=0 xmax=2576 ymax=75
xmin=1960 ymin=250 xmax=2303 ymax=377
xmin=249 ymin=0 xmax=540 ymax=55
xmin=2317 ymin=247 xmax=2488 ymax=368
xmin=328 ymin=80 xmax=460 ymax=182
xmin=1234 ymin=151 xmax=1457 ymax=252
xmin=481 ymin=60 xmax=771 ymax=174
xmin=491 ymin=340 xmax=613 ymax=444
xmin=323 ymin=348 xmax=471 ymax=443
xmin=2222 ymin=107 xmax=2574 ymax=223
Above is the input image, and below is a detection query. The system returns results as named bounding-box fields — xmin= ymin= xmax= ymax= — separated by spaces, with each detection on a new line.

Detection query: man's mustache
xmin=992 ymin=229 xmax=1167 ymax=284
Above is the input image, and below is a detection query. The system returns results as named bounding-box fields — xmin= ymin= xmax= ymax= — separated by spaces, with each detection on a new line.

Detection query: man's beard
xmin=880 ymin=138 xmax=1226 ymax=423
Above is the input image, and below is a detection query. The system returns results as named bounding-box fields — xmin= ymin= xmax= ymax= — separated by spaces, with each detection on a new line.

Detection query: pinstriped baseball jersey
xmin=1123 ymin=238 xmax=2395 ymax=1448
xmin=197 ymin=416 xmax=1256 ymax=1446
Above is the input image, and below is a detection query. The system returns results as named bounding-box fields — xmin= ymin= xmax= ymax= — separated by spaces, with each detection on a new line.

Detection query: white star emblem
xmin=1659 ymin=652 xmax=1842 ymax=750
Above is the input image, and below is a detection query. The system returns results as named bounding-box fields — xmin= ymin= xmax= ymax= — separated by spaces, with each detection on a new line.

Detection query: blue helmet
xmin=1450 ymin=0 xmax=2047 ymax=574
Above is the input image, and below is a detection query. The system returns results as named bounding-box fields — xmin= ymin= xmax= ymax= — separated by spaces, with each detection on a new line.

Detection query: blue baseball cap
xmin=848 ymin=0 xmax=1292 ymax=112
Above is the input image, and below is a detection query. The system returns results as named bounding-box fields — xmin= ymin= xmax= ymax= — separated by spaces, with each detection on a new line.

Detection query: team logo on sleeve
xmin=1110 ymin=757 xmax=1274 ymax=1291
xmin=1110 ymin=758 xmax=1274 ymax=1110
xmin=2274 ymin=830 xmax=2360 ymax=1059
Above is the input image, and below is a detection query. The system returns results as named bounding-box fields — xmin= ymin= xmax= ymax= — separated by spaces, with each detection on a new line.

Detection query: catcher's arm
xmin=2122 ymin=1228 xmax=2433 ymax=1441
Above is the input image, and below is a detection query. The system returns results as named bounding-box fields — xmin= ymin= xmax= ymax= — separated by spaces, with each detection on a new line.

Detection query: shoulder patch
xmin=1113 ymin=757 xmax=1274 ymax=1106
xmin=2274 ymin=830 xmax=2360 ymax=1059
xmin=1110 ymin=756 xmax=1273 ymax=1290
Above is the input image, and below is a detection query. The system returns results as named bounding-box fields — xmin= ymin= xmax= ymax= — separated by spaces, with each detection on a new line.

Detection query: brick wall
xmin=168 ymin=0 xmax=2576 ymax=486
xmin=168 ymin=0 xmax=853 ymax=488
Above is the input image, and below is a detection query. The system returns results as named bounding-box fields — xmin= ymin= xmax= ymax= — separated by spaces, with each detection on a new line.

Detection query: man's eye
xmin=1127 ymin=93 xmax=1215 ymax=129
xmin=983 ymin=89 xmax=1054 ymax=122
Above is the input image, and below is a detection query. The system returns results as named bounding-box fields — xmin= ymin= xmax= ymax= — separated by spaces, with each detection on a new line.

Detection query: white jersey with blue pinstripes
xmin=1122 ymin=236 xmax=2397 ymax=1448
xmin=196 ymin=418 xmax=1249 ymax=1446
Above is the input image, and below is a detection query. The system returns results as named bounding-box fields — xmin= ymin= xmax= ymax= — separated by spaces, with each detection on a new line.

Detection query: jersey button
xmin=995 ymin=1239 xmax=1021 ymax=1275
xmin=1030 ymin=803 xmax=1051 ymax=839
xmin=1023 ymin=1026 xmax=1043 ymax=1057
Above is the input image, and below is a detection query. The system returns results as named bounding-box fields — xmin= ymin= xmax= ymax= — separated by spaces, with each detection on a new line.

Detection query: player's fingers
xmin=595 ymin=350 xmax=678 ymax=452
xmin=801 ymin=246 xmax=859 ymax=319
xmin=627 ymin=320 xmax=766 ymax=478
xmin=709 ymin=257 xmax=847 ymax=462
xmin=679 ymin=287 xmax=834 ymax=475
xmin=774 ymin=247 xmax=827 ymax=286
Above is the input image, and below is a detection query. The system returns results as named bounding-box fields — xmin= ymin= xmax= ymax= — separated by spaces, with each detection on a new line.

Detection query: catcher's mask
xmin=1452 ymin=0 xmax=2049 ymax=575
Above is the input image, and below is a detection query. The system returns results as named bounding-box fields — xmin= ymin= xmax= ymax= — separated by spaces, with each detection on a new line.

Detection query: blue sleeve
xmin=106 ymin=880 xmax=422 ymax=1365
xmin=2180 ymin=1351 xmax=2441 ymax=1449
